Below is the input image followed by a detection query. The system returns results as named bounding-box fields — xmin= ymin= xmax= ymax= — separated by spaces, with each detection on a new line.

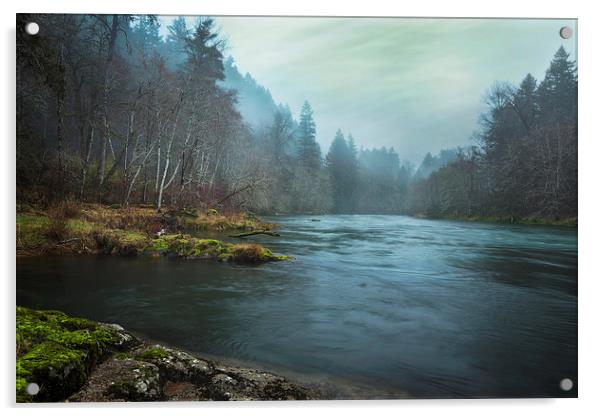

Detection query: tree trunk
xmin=56 ymin=42 xmax=66 ymax=200
xmin=157 ymin=90 xmax=184 ymax=211
xmin=97 ymin=15 xmax=120 ymax=196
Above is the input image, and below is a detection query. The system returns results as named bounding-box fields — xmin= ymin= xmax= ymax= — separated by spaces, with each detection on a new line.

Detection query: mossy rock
xmin=143 ymin=234 xmax=288 ymax=263
xmin=105 ymin=361 xmax=162 ymax=401
xmin=135 ymin=347 xmax=168 ymax=361
xmin=17 ymin=307 xmax=318 ymax=402
xmin=18 ymin=342 xmax=88 ymax=402
xmin=133 ymin=345 xmax=213 ymax=383
xmin=229 ymin=244 xmax=289 ymax=263
xmin=69 ymin=358 xmax=162 ymax=402
xmin=16 ymin=307 xmax=132 ymax=402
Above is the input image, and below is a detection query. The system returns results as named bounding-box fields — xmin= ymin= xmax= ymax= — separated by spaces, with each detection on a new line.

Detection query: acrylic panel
xmin=16 ymin=14 xmax=577 ymax=402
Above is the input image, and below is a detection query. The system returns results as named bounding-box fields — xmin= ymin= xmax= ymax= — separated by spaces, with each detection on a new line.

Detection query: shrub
xmin=42 ymin=200 xmax=82 ymax=242
xmin=61 ymin=200 xmax=81 ymax=219
xmin=44 ymin=209 xmax=68 ymax=242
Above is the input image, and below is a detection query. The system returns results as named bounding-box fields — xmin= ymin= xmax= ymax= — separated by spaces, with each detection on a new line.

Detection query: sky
xmin=158 ymin=16 xmax=577 ymax=163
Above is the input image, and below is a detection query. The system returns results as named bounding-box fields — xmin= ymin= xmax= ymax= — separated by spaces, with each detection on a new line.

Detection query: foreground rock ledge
xmin=16 ymin=307 xmax=316 ymax=402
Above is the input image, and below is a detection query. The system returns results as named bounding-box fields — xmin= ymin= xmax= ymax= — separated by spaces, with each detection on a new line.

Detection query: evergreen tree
xmin=408 ymin=48 xmax=577 ymax=219
xmin=290 ymin=101 xmax=331 ymax=213
xmin=326 ymin=130 xmax=359 ymax=213
xmin=163 ymin=17 xmax=189 ymax=70
xmin=296 ymin=101 xmax=321 ymax=170
xmin=537 ymin=46 xmax=577 ymax=124
xmin=131 ymin=15 xmax=162 ymax=54
xmin=513 ymin=73 xmax=538 ymax=135
xmin=346 ymin=134 xmax=360 ymax=211
xmin=183 ymin=18 xmax=225 ymax=84
xmin=262 ymin=107 xmax=296 ymax=212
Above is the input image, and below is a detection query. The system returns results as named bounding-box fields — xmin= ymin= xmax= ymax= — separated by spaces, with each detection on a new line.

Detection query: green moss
xmin=18 ymin=342 xmax=88 ymax=402
xmin=145 ymin=235 xmax=231 ymax=259
xmin=193 ymin=239 xmax=232 ymax=258
xmin=229 ymin=244 xmax=289 ymax=263
xmin=146 ymin=238 xmax=170 ymax=252
xmin=16 ymin=376 xmax=29 ymax=403
xmin=15 ymin=306 xmax=123 ymax=402
xmin=236 ymin=219 xmax=259 ymax=230
xmin=135 ymin=347 xmax=168 ymax=361
xmin=47 ymin=326 xmax=117 ymax=354
xmin=114 ymin=352 xmax=133 ymax=360
xmin=142 ymin=234 xmax=287 ymax=263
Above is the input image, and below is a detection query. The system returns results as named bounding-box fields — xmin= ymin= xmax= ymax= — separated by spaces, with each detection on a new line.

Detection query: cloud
xmin=159 ymin=16 xmax=577 ymax=162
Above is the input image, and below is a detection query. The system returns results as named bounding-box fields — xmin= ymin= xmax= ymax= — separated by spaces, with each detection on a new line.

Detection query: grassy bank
xmin=413 ymin=213 xmax=577 ymax=227
xmin=16 ymin=202 xmax=286 ymax=263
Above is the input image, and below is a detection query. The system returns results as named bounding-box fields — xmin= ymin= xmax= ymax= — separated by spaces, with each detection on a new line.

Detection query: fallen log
xmin=57 ymin=238 xmax=79 ymax=246
xmin=229 ymin=230 xmax=281 ymax=238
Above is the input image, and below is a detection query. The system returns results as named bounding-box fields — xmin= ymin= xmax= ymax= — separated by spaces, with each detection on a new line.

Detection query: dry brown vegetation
xmin=16 ymin=203 xmax=275 ymax=257
xmin=229 ymin=243 xmax=286 ymax=263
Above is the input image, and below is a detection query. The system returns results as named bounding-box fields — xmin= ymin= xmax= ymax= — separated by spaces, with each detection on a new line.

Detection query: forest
xmin=17 ymin=14 xmax=577 ymax=222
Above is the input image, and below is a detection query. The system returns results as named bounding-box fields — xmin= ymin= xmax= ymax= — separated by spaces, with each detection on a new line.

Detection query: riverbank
xmin=16 ymin=203 xmax=287 ymax=263
xmin=412 ymin=213 xmax=577 ymax=227
xmin=16 ymin=306 xmax=318 ymax=402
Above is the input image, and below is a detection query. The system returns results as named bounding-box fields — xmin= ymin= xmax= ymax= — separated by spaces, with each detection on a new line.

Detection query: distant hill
xmin=220 ymin=57 xmax=280 ymax=130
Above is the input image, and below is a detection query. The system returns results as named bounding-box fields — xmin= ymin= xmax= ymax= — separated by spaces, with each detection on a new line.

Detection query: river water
xmin=16 ymin=215 xmax=577 ymax=398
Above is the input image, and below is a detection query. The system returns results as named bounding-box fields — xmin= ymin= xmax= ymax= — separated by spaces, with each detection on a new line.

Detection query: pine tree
xmin=131 ymin=16 xmax=162 ymax=53
xmin=296 ymin=101 xmax=321 ymax=170
xmin=183 ymin=18 xmax=225 ymax=84
xmin=326 ymin=129 xmax=354 ymax=213
xmin=163 ymin=17 xmax=190 ymax=70
xmin=513 ymin=73 xmax=538 ymax=135
xmin=537 ymin=46 xmax=577 ymax=124
xmin=291 ymin=101 xmax=331 ymax=213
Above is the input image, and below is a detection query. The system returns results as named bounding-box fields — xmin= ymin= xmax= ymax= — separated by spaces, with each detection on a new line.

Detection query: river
xmin=16 ymin=215 xmax=578 ymax=398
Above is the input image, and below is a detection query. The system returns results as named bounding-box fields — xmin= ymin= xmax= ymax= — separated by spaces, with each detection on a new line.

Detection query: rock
xmin=100 ymin=323 xmax=139 ymax=350
xmin=18 ymin=343 xmax=88 ymax=402
xmin=102 ymin=342 xmax=316 ymax=401
xmin=133 ymin=345 xmax=213 ymax=382
xmin=18 ymin=307 xmax=319 ymax=402
xmin=69 ymin=359 xmax=161 ymax=402
xmin=163 ymin=381 xmax=203 ymax=401
xmin=208 ymin=366 xmax=315 ymax=401
xmin=16 ymin=307 xmax=139 ymax=402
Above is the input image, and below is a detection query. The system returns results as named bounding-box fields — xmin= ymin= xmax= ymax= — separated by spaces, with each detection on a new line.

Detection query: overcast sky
xmin=158 ymin=17 xmax=576 ymax=163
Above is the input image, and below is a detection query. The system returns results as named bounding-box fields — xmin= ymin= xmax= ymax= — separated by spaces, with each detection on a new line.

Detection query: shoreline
xmin=411 ymin=213 xmax=577 ymax=227
xmin=17 ymin=307 xmax=413 ymax=403
xmin=16 ymin=204 xmax=287 ymax=263
xmin=16 ymin=307 xmax=319 ymax=402
xmin=132 ymin=330 xmax=412 ymax=401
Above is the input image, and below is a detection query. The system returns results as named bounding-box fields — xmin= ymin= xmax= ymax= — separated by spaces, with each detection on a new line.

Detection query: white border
xmin=2 ymin=1 xmax=601 ymax=415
